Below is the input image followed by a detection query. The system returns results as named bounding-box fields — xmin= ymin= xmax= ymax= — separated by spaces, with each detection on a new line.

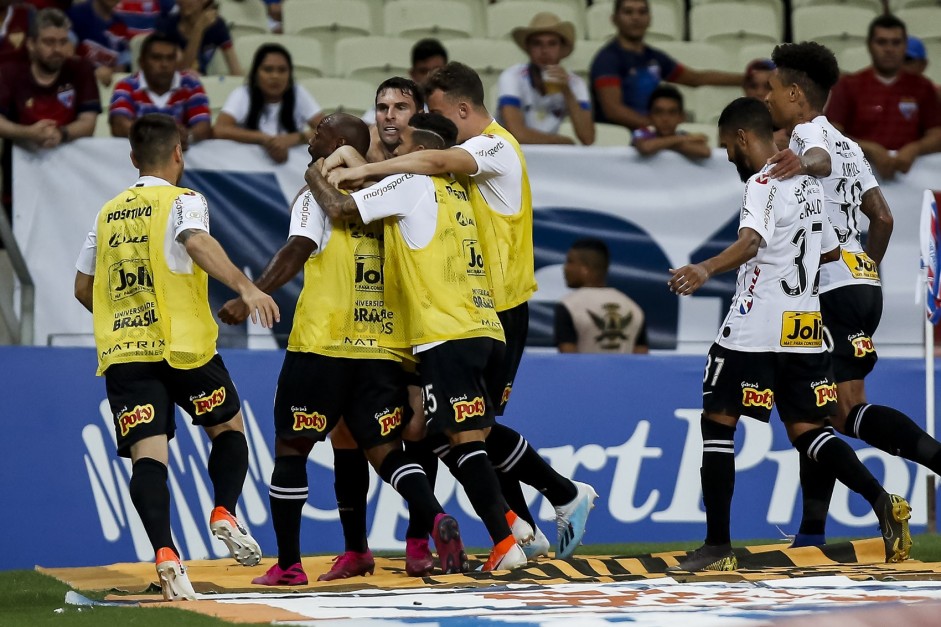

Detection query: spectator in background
xmin=213 ymin=43 xmax=323 ymax=164
xmin=742 ymin=58 xmax=788 ymax=148
xmin=555 ymin=238 xmax=648 ymax=354
xmin=361 ymin=38 xmax=445 ymax=128
xmin=109 ymin=31 xmax=211 ymax=148
xmin=409 ymin=37 xmax=447 ymax=88
xmin=157 ymin=0 xmax=242 ymax=76
xmin=114 ymin=0 xmax=173 ymax=37
xmin=903 ymin=36 xmax=941 ymax=100
xmin=0 ymin=0 xmax=34 ymax=63
xmin=496 ymin=12 xmax=594 ymax=145
xmin=590 ymin=0 xmax=743 ymax=131
xmin=632 ymin=85 xmax=710 ymax=159
xmin=69 ymin=0 xmax=131 ymax=86
xmin=366 ymin=76 xmax=424 ymax=162
xmin=0 ymin=8 xmax=99 ymax=215
xmin=825 ymin=14 xmax=941 ymax=179
xmin=743 ymin=58 xmax=774 ymax=100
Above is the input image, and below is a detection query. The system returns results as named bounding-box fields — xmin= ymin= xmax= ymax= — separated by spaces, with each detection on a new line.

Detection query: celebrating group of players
xmin=74 ymin=37 xmax=941 ymax=600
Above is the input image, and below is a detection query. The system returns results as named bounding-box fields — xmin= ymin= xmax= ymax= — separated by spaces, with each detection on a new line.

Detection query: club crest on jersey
xmin=898 ymin=99 xmax=918 ymax=120
xmin=780 ymin=311 xmax=823 ymax=347
xmin=851 ymin=333 xmax=875 ymax=358
xmin=742 ymin=387 xmax=773 ymax=409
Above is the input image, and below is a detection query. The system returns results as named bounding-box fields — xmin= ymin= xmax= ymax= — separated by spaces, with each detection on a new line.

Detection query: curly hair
xmin=771 ymin=42 xmax=840 ymax=111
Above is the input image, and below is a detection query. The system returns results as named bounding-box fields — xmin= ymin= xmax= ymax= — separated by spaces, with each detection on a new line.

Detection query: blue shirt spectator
xmin=69 ymin=0 xmax=132 ymax=85
xmin=590 ymin=41 xmax=681 ymax=122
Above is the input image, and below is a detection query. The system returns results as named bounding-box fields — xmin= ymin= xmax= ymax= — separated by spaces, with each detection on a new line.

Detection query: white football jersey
xmin=717 ymin=164 xmax=835 ymax=353
xmin=789 ymin=116 xmax=881 ymax=292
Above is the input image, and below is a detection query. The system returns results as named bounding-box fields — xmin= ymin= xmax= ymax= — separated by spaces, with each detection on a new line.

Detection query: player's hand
xmin=218 ymin=297 xmax=251 ymax=325
xmin=238 ymin=286 xmax=280 ymax=328
xmin=320 ymin=145 xmax=367 ymax=174
xmin=668 ymin=264 xmax=709 ymax=295
xmin=766 ymin=148 xmax=802 ymax=179
xmin=327 ymin=166 xmax=365 ymax=191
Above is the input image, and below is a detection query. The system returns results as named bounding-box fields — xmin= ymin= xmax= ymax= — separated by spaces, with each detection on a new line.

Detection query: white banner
xmin=13 ymin=140 xmax=939 ymax=351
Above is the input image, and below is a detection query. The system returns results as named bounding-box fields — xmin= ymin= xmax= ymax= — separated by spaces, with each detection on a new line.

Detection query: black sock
xmin=208 ymin=430 xmax=248 ymax=513
xmin=498 ymin=474 xmax=536 ymax=528
xmin=487 ymin=423 xmax=577 ymax=507
xmin=700 ymin=417 xmax=736 ymax=546
xmin=404 ymin=439 xmax=439 ymax=539
xmin=129 ymin=458 xmax=175 ymax=554
xmin=379 ymin=449 xmax=441 ymax=538
xmin=333 ymin=448 xmax=369 ymax=553
xmin=850 ymin=403 xmax=941 ymax=474
xmin=793 ymin=427 xmax=883 ymax=507
xmin=269 ymin=455 xmax=307 ymax=569
xmin=797 ymin=445 xmax=836 ymax=537
xmin=450 ymin=441 xmax=513 ymax=543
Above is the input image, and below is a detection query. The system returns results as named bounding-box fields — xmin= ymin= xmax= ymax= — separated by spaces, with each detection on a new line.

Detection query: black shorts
xmin=821 ymin=284 xmax=882 ymax=383
xmin=702 ymin=344 xmax=837 ymax=423
xmin=273 ymin=351 xmax=407 ymax=450
xmin=419 ymin=337 xmax=499 ymax=434
xmin=105 ymin=354 xmax=241 ymax=458
xmin=485 ymin=303 xmax=528 ymax=415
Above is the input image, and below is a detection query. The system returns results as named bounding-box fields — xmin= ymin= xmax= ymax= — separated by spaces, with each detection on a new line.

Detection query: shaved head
xmin=323 ymin=113 xmax=371 ymax=157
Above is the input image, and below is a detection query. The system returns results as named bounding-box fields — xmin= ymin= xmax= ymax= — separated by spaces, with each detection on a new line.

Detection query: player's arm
xmin=668 ymin=227 xmax=762 ymax=295
xmin=767 ymin=146 xmax=831 ymax=180
xmin=305 ymin=162 xmax=361 ymax=220
xmin=178 ymin=229 xmax=280 ymax=327
xmin=859 ymin=187 xmax=894 ymax=265
xmin=330 ymin=147 xmax=479 ymax=189
xmin=74 ymin=271 xmax=94 ymax=312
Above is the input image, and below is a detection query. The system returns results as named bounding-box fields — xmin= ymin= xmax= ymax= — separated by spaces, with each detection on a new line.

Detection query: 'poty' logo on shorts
xmin=192 ymin=387 xmax=225 ymax=415
xmin=453 ymin=396 xmax=485 ymax=422
xmin=118 ymin=404 xmax=155 ymax=436
xmin=742 ymin=388 xmax=774 ymax=409
xmin=814 ymin=383 xmax=838 ymax=407
xmin=852 ymin=335 xmax=875 ymax=358
xmin=377 ymin=407 xmax=404 ymax=436
xmin=292 ymin=411 xmax=327 ymax=432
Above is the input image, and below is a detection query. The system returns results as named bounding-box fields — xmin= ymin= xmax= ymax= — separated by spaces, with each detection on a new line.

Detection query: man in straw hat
xmin=496 ymin=12 xmax=594 ymax=145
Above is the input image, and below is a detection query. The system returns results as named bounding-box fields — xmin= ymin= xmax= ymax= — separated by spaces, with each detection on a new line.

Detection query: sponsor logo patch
xmin=292 ymin=410 xmax=327 ymax=432
xmin=781 ymin=311 xmax=823 ymax=347
xmin=453 ymin=396 xmax=485 ymax=423
xmin=117 ymin=404 xmax=155 ymax=436
xmin=814 ymin=383 xmax=838 ymax=407
xmin=851 ymin=334 xmax=875 ymax=358
xmin=377 ymin=407 xmax=404 ymax=436
xmin=192 ymin=387 xmax=225 ymax=415
xmin=742 ymin=388 xmax=774 ymax=409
